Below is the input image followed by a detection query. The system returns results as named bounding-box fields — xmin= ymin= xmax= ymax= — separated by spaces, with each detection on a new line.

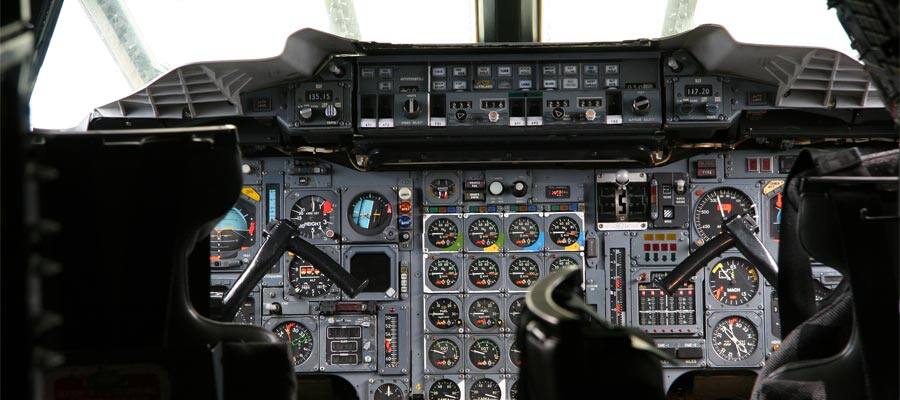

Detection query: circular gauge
xmin=290 ymin=195 xmax=336 ymax=241
xmin=234 ymin=299 xmax=256 ymax=325
xmin=428 ymin=379 xmax=460 ymax=400
xmin=468 ymin=218 xmax=500 ymax=248
xmin=508 ymin=297 xmax=525 ymax=327
xmin=272 ymin=321 xmax=314 ymax=366
xmin=428 ymin=338 xmax=461 ymax=370
xmin=548 ymin=256 xmax=579 ymax=272
xmin=509 ymin=257 xmax=541 ymax=288
xmin=374 ymin=383 xmax=404 ymax=400
xmin=468 ymin=298 xmax=501 ymax=329
xmin=427 ymin=298 xmax=460 ymax=330
xmin=469 ymin=338 xmax=502 ymax=370
xmin=709 ymin=257 xmax=760 ymax=306
xmin=711 ymin=316 xmax=759 ymax=362
xmin=469 ymin=378 xmax=502 ymax=400
xmin=347 ymin=191 xmax=393 ymax=235
xmin=288 ymin=256 xmax=334 ymax=298
xmin=693 ymin=187 xmax=756 ymax=242
xmin=210 ymin=197 xmax=257 ymax=255
xmin=509 ymin=339 xmax=523 ymax=368
xmin=548 ymin=216 xmax=580 ymax=247
xmin=427 ymin=258 xmax=460 ymax=289
xmin=427 ymin=218 xmax=460 ymax=249
xmin=509 ymin=380 xmax=520 ymax=400
xmin=429 ymin=178 xmax=456 ymax=200
xmin=508 ymin=216 xmax=541 ymax=248
xmin=468 ymin=257 xmax=501 ymax=289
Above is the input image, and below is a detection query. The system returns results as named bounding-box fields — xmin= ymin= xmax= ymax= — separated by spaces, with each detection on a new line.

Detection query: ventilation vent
xmin=765 ymin=50 xmax=883 ymax=108
xmin=95 ymin=65 xmax=252 ymax=119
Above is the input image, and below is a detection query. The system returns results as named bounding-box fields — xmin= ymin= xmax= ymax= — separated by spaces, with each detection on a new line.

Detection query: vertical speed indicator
xmin=693 ymin=187 xmax=756 ymax=242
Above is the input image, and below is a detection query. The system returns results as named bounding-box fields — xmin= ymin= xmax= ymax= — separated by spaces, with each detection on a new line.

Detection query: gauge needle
xmin=472 ymin=349 xmax=485 ymax=355
xmin=716 ymin=194 xmax=727 ymax=219
xmin=430 ymin=349 xmax=445 ymax=355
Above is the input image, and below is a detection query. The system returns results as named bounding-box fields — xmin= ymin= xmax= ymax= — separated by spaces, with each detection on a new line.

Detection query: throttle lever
xmin=658 ymin=213 xmax=778 ymax=294
xmin=216 ymin=219 xmax=368 ymax=321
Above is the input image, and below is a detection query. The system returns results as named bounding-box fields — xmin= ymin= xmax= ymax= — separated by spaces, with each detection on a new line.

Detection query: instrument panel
xmin=209 ymin=149 xmax=843 ymax=399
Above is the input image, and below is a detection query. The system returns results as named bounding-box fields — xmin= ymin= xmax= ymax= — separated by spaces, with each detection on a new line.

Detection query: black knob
xmin=704 ymin=102 xmax=719 ymax=116
xmin=512 ymin=181 xmax=528 ymax=197
xmin=679 ymin=101 xmax=693 ymax=114
xmin=324 ymin=104 xmax=339 ymax=121
xmin=455 ymin=109 xmax=467 ymax=121
xmin=551 ymin=107 xmax=565 ymax=120
xmin=632 ymin=96 xmax=651 ymax=115
xmin=402 ymin=98 xmax=421 ymax=119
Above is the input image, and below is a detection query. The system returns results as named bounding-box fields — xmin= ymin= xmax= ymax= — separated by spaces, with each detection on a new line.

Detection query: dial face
xmin=427 ymin=218 xmax=460 ymax=249
xmin=549 ymin=256 xmax=579 ymax=272
xmin=469 ymin=338 xmax=502 ymax=370
xmin=348 ymin=191 xmax=393 ymax=235
xmin=374 ymin=383 xmax=404 ymax=400
xmin=548 ymin=216 xmax=581 ymax=247
xmin=709 ymin=257 xmax=760 ymax=306
xmin=272 ymin=321 xmax=315 ymax=366
xmin=290 ymin=195 xmax=336 ymax=241
xmin=509 ymin=257 xmax=541 ymax=288
xmin=288 ymin=255 xmax=334 ymax=298
xmin=508 ymin=297 xmax=525 ymax=327
xmin=427 ymin=338 xmax=461 ymax=370
xmin=468 ymin=298 xmax=501 ymax=329
xmin=427 ymin=298 xmax=460 ymax=330
xmin=210 ymin=197 xmax=257 ymax=256
xmin=468 ymin=218 xmax=500 ymax=248
xmin=508 ymin=216 xmax=541 ymax=248
xmin=509 ymin=339 xmax=523 ymax=368
xmin=468 ymin=257 xmax=501 ymax=289
xmin=711 ymin=316 xmax=759 ymax=362
xmin=427 ymin=258 xmax=460 ymax=289
xmin=469 ymin=378 xmax=502 ymax=400
xmin=509 ymin=380 xmax=520 ymax=400
xmin=429 ymin=178 xmax=456 ymax=200
xmin=693 ymin=187 xmax=756 ymax=242
xmin=428 ymin=379 xmax=461 ymax=400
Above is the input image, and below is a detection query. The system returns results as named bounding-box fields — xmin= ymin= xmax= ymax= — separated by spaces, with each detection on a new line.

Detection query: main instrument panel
xmin=209 ymin=149 xmax=842 ymax=399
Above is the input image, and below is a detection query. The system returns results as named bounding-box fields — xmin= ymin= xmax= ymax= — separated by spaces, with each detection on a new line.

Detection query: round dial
xmin=509 ymin=380 xmax=520 ymax=400
xmin=693 ymin=187 xmax=756 ymax=242
xmin=469 ymin=338 xmax=502 ymax=370
xmin=210 ymin=197 xmax=257 ymax=255
xmin=711 ymin=316 xmax=759 ymax=362
xmin=288 ymin=255 xmax=334 ymax=298
xmin=469 ymin=378 xmax=502 ymax=400
xmin=508 ymin=297 xmax=525 ymax=327
xmin=709 ymin=257 xmax=760 ymax=306
xmin=548 ymin=216 xmax=580 ymax=247
xmin=347 ymin=191 xmax=393 ymax=235
xmin=508 ymin=216 xmax=540 ymax=248
xmin=468 ymin=218 xmax=500 ymax=248
xmin=468 ymin=257 xmax=501 ymax=289
xmin=272 ymin=321 xmax=314 ymax=366
xmin=428 ymin=338 xmax=461 ymax=370
xmin=427 ymin=298 xmax=460 ymax=330
xmin=468 ymin=298 xmax=501 ymax=329
xmin=429 ymin=178 xmax=456 ymax=200
xmin=509 ymin=339 xmax=523 ymax=368
xmin=548 ymin=256 xmax=579 ymax=272
xmin=427 ymin=258 xmax=460 ymax=289
xmin=428 ymin=379 xmax=461 ymax=400
xmin=374 ymin=383 xmax=404 ymax=400
xmin=509 ymin=257 xmax=541 ymax=288
xmin=427 ymin=218 xmax=460 ymax=249
xmin=289 ymin=195 xmax=336 ymax=241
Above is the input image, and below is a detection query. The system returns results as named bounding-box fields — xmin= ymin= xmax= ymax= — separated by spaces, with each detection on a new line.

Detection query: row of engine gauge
xmin=424 ymin=212 xmax=586 ymax=253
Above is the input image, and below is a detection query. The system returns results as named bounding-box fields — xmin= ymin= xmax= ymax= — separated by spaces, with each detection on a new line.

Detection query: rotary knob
xmin=402 ymin=98 xmax=420 ymax=119
xmin=512 ymin=181 xmax=528 ymax=197
xmin=488 ymin=181 xmax=504 ymax=196
xmin=632 ymin=96 xmax=651 ymax=115
xmin=704 ymin=102 xmax=719 ymax=116
xmin=323 ymin=104 xmax=339 ymax=121
xmin=298 ymin=106 xmax=314 ymax=122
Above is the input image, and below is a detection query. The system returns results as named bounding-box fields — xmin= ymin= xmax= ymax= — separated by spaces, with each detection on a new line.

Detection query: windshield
xmin=30 ymin=0 xmax=855 ymax=129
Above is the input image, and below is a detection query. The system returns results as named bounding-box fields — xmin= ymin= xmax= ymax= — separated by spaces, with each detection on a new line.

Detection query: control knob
xmin=584 ymin=108 xmax=597 ymax=121
xmin=704 ymin=102 xmax=719 ymax=116
xmin=323 ymin=104 xmax=339 ymax=121
xmin=488 ymin=181 xmax=504 ymax=196
xmin=632 ymin=96 xmax=651 ymax=115
xmin=298 ymin=106 xmax=314 ymax=122
xmin=512 ymin=181 xmax=528 ymax=197
xmin=679 ymin=101 xmax=693 ymax=114
xmin=402 ymin=98 xmax=421 ymax=119
xmin=488 ymin=110 xmax=500 ymax=123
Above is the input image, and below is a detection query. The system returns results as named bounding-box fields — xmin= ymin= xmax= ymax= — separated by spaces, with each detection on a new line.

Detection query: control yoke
xmin=658 ymin=213 xmax=778 ymax=294
xmin=215 ymin=219 xmax=368 ymax=321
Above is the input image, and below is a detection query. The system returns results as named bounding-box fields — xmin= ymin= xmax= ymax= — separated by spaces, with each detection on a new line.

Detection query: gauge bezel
xmin=465 ymin=335 xmax=505 ymax=373
xmin=505 ymin=254 xmax=544 ymax=292
xmin=505 ymin=333 xmax=523 ymax=372
xmin=504 ymin=212 xmax=545 ymax=252
xmin=545 ymin=252 xmax=585 ymax=274
xmin=507 ymin=378 xmax=521 ymax=400
xmin=263 ymin=316 xmax=319 ymax=372
xmin=466 ymin=375 xmax=505 ymax=400
xmin=284 ymin=189 xmax=341 ymax=245
xmin=422 ymin=214 xmax=465 ymax=253
xmin=464 ymin=294 xmax=505 ymax=333
xmin=464 ymin=213 xmax=505 ymax=253
xmin=423 ymin=294 xmax=464 ymax=333
xmin=705 ymin=311 xmax=764 ymax=368
xmin=424 ymin=376 xmax=464 ymax=400
xmin=505 ymin=295 xmax=526 ymax=330
xmin=284 ymin=245 xmax=342 ymax=301
xmin=424 ymin=334 xmax=465 ymax=374
xmin=691 ymin=185 xmax=759 ymax=245
xmin=319 ymin=314 xmax=377 ymax=373
xmin=210 ymin=186 xmax=262 ymax=267
xmin=465 ymin=253 xmax=505 ymax=292
xmin=423 ymin=254 xmax=464 ymax=293
xmin=704 ymin=253 xmax=764 ymax=310
xmin=422 ymin=171 xmax=462 ymax=206
xmin=341 ymin=187 xmax=398 ymax=243
xmin=210 ymin=277 xmax=260 ymax=326
xmin=367 ymin=380 xmax=408 ymax=400
xmin=342 ymin=245 xmax=399 ymax=302
xmin=543 ymin=212 xmax=585 ymax=251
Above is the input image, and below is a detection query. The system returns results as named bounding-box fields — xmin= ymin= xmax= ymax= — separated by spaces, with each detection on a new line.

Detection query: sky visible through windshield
xmin=30 ymin=0 xmax=855 ymax=129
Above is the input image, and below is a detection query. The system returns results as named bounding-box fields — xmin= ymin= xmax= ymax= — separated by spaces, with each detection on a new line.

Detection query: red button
xmin=652 ymin=243 xmax=660 ymax=251
xmin=398 ymin=201 xmax=412 ymax=213
xmin=747 ymin=158 xmax=759 ymax=172
xmin=760 ymin=157 xmax=773 ymax=172
xmin=644 ymin=243 xmax=651 ymax=251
